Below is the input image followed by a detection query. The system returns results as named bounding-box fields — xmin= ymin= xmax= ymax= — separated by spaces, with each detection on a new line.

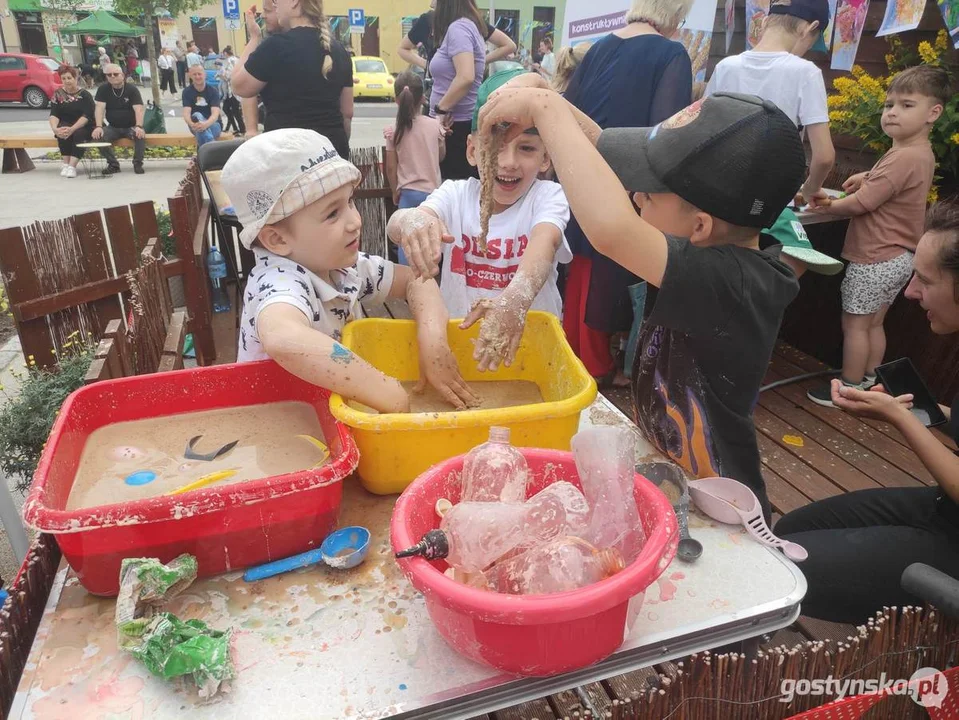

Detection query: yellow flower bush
xmin=828 ymin=31 xmax=958 ymax=198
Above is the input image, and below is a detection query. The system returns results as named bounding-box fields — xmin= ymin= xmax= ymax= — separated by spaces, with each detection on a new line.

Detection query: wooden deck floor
xmin=211 ymin=301 xmax=948 ymax=718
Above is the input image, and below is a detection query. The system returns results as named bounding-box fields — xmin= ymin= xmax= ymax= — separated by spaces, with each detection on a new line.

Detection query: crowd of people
xmin=45 ymin=0 xmax=957 ymax=626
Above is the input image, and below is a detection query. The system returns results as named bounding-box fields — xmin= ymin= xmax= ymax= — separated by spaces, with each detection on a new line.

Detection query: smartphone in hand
xmin=875 ymin=358 xmax=947 ymax=427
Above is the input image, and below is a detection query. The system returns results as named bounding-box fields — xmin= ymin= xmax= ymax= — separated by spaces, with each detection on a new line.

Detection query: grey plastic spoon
xmin=637 ymin=462 xmax=703 ymax=563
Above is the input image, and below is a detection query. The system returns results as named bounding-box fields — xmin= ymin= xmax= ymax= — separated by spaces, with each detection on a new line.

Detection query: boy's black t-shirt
xmin=95 ymin=82 xmax=143 ymax=128
xmin=182 ymin=83 xmax=220 ymax=121
xmin=632 ymin=238 xmax=800 ymax=520
xmin=246 ymin=28 xmax=352 ymax=135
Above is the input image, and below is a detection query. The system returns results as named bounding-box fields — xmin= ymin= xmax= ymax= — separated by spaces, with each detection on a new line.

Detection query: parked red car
xmin=0 ymin=53 xmax=63 ymax=108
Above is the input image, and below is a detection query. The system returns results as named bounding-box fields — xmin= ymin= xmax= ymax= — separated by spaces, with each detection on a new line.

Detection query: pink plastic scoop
xmin=687 ymin=477 xmax=808 ymax=562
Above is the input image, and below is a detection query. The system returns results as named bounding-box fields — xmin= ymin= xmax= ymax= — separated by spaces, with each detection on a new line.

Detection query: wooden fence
xmin=84 ymin=239 xmax=188 ymax=384
xmin=0 ymin=167 xmax=214 ymax=369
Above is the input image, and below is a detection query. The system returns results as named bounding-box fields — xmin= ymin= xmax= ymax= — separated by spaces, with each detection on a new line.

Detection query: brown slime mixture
xmin=66 ymin=401 xmax=327 ymax=510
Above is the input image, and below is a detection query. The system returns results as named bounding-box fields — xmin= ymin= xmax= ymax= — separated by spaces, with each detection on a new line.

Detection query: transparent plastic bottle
xmin=484 ymin=536 xmax=626 ymax=595
xmin=524 ymin=481 xmax=590 ymax=540
xmin=571 ymin=427 xmax=646 ymax=564
xmin=460 ymin=426 xmax=528 ymax=504
xmin=395 ymin=482 xmax=590 ymax=574
xmin=207 ymin=245 xmax=230 ymax=313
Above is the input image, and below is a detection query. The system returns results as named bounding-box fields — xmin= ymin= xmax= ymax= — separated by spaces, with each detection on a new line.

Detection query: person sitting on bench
xmin=91 ymin=63 xmax=146 ymax=175
xmin=183 ymin=64 xmax=223 ymax=147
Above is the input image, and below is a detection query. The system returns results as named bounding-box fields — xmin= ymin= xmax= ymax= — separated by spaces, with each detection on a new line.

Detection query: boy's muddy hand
xmin=500 ymin=72 xmax=549 ymax=91
xmin=461 ymin=297 xmax=527 ymax=372
xmin=477 ymin=87 xmax=553 ymax=144
xmin=396 ymin=209 xmax=453 ymax=279
xmin=415 ymin=336 xmax=479 ymax=410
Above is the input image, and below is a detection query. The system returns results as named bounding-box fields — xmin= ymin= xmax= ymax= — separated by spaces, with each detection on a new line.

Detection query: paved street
xmin=0 ymin=96 xmax=397 ymax=228
xmin=0 ymin=95 xmax=397 ymax=148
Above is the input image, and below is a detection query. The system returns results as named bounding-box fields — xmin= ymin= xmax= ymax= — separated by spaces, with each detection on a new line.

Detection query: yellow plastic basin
xmin=330 ymin=311 xmax=598 ymax=494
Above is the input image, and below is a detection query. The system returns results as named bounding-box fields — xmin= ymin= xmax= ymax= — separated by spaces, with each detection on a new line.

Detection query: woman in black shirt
xmin=232 ymin=0 xmax=353 ymax=159
xmin=48 ymin=65 xmax=94 ymax=179
xmin=776 ymin=200 xmax=959 ymax=623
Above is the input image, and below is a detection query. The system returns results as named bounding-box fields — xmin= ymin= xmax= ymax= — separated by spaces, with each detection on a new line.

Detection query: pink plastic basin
xmin=391 ymin=449 xmax=678 ymax=676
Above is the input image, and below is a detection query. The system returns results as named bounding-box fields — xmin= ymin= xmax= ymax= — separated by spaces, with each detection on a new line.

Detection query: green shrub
xmin=0 ymin=341 xmax=94 ymax=492
xmin=43 ymin=146 xmax=196 ymax=161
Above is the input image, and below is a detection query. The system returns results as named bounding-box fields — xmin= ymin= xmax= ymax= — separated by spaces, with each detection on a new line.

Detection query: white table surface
xmin=12 ymin=395 xmax=805 ymax=720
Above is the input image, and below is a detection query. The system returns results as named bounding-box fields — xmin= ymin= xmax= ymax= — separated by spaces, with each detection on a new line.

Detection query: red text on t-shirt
xmin=450 ymin=234 xmax=530 ymax=290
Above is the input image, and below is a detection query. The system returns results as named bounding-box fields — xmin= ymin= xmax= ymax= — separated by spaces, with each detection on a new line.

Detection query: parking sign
xmin=222 ymin=0 xmax=240 ymax=20
xmin=349 ymin=8 xmax=365 ymax=34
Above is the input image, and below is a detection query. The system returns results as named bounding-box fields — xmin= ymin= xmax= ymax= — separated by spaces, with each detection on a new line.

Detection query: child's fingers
xmin=460 ymin=301 xmax=488 ymax=329
xmin=503 ymin=332 xmax=523 ymax=367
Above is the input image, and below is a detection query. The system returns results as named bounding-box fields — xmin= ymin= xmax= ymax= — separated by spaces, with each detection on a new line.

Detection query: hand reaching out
xmin=830 ymin=380 xmax=913 ymax=422
xmin=842 ymin=172 xmax=868 ymax=193
xmin=245 ymin=8 xmax=261 ymax=42
xmin=391 ymin=209 xmax=453 ymax=280
xmin=415 ymin=334 xmax=479 ymax=409
xmin=460 ymin=295 xmax=527 ymax=372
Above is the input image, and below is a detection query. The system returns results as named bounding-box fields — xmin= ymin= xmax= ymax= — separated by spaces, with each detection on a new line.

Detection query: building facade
xmin=1 ymin=0 xmax=566 ymax=74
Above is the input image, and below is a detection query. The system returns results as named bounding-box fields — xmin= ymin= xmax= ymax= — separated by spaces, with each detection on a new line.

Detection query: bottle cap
xmin=394 ymin=529 xmax=450 ymax=560
xmin=488 ymin=426 xmax=511 ymax=443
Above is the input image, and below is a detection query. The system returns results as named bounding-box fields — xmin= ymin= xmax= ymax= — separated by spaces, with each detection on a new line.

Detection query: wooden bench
xmin=0 ymin=134 xmax=225 ymax=174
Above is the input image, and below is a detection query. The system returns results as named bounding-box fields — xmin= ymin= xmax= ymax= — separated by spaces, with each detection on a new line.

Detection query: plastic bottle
xmin=395 ymin=482 xmax=590 ymax=573
xmin=571 ymin=427 xmax=647 ymax=564
xmin=460 ymin=426 xmax=528 ymax=504
xmin=484 ymin=536 xmax=626 ymax=595
xmin=523 ymin=481 xmax=590 ymax=540
xmin=207 ymin=245 xmax=230 ymax=313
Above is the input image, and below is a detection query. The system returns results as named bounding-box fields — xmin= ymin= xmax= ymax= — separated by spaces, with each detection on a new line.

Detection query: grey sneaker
xmin=862 ymin=374 xmax=878 ymax=390
xmin=807 ymin=380 xmax=863 ymax=408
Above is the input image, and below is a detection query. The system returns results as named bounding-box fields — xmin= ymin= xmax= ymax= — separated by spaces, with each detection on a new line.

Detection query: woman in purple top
xmin=429 ymin=0 xmax=486 ymax=180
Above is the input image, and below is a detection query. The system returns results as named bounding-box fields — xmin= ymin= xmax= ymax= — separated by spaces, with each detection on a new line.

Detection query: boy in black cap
xmin=707 ymin=0 xmax=835 ymax=211
xmin=477 ymin=84 xmax=807 ymax=521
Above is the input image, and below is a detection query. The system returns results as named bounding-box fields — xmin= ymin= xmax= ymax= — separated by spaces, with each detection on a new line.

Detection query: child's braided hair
xmin=301 ymin=0 xmax=334 ymax=77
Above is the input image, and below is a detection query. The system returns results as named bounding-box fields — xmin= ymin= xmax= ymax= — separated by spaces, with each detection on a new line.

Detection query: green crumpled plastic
xmin=115 ymin=554 xmax=235 ymax=697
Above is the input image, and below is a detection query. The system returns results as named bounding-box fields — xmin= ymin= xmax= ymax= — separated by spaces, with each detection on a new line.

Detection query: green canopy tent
xmin=59 ymin=11 xmax=144 ymax=37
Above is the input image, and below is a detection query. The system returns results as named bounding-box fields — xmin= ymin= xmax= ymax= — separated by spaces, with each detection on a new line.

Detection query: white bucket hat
xmin=220 ymin=129 xmax=362 ymax=250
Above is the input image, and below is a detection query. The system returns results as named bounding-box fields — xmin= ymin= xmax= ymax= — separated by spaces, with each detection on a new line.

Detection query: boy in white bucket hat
xmin=221 ymin=129 xmax=477 ymax=413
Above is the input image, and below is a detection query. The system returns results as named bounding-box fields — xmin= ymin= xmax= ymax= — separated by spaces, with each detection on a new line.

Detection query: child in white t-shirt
xmin=706 ymin=0 xmax=835 ymax=207
xmin=388 ymin=70 xmax=571 ymax=372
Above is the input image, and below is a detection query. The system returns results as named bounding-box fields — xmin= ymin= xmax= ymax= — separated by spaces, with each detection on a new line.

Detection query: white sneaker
xmin=64 ymin=166 xmax=77 ymax=178
xmin=60 ymin=165 xmax=68 ymax=176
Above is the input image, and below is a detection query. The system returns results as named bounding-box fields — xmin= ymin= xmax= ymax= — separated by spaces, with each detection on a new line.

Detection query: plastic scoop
xmin=636 ymin=462 xmax=702 ymax=563
xmin=687 ymin=477 xmax=808 ymax=562
xmin=167 ymin=468 xmax=238 ymax=496
xmin=243 ymin=526 xmax=371 ymax=581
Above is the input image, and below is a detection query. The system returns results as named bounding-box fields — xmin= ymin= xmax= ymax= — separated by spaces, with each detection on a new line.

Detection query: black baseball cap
xmin=596 ymin=93 xmax=806 ymax=229
xmin=769 ymin=0 xmax=831 ymax=35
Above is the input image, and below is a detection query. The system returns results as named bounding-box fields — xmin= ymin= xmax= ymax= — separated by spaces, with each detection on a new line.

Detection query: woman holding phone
xmin=776 ymin=200 xmax=959 ymax=623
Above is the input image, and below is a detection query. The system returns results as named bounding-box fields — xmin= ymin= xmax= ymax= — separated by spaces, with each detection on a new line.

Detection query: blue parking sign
xmin=222 ymin=0 xmax=239 ymax=20
xmin=349 ymin=8 xmax=365 ymax=32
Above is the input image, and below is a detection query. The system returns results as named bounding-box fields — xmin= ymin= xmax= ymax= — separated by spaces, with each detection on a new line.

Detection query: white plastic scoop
xmin=687 ymin=477 xmax=808 ymax=562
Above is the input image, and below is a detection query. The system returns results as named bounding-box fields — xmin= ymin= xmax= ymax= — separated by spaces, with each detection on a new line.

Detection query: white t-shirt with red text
xmin=421 ymin=178 xmax=572 ymax=319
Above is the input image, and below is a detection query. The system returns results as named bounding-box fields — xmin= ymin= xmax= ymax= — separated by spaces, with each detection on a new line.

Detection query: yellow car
xmin=352 ymin=56 xmax=394 ymax=100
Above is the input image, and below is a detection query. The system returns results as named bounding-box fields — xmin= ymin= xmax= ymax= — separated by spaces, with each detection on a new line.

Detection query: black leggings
xmin=440 ymin=120 xmax=478 ymax=181
xmin=56 ymin=125 xmax=91 ymax=159
xmin=775 ymin=487 xmax=959 ymax=624
xmin=221 ymin=96 xmax=245 ymax=134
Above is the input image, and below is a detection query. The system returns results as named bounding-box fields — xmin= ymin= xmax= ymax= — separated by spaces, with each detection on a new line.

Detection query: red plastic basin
xmin=24 ymin=360 xmax=359 ymax=596
xmin=391 ymin=449 xmax=678 ymax=676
